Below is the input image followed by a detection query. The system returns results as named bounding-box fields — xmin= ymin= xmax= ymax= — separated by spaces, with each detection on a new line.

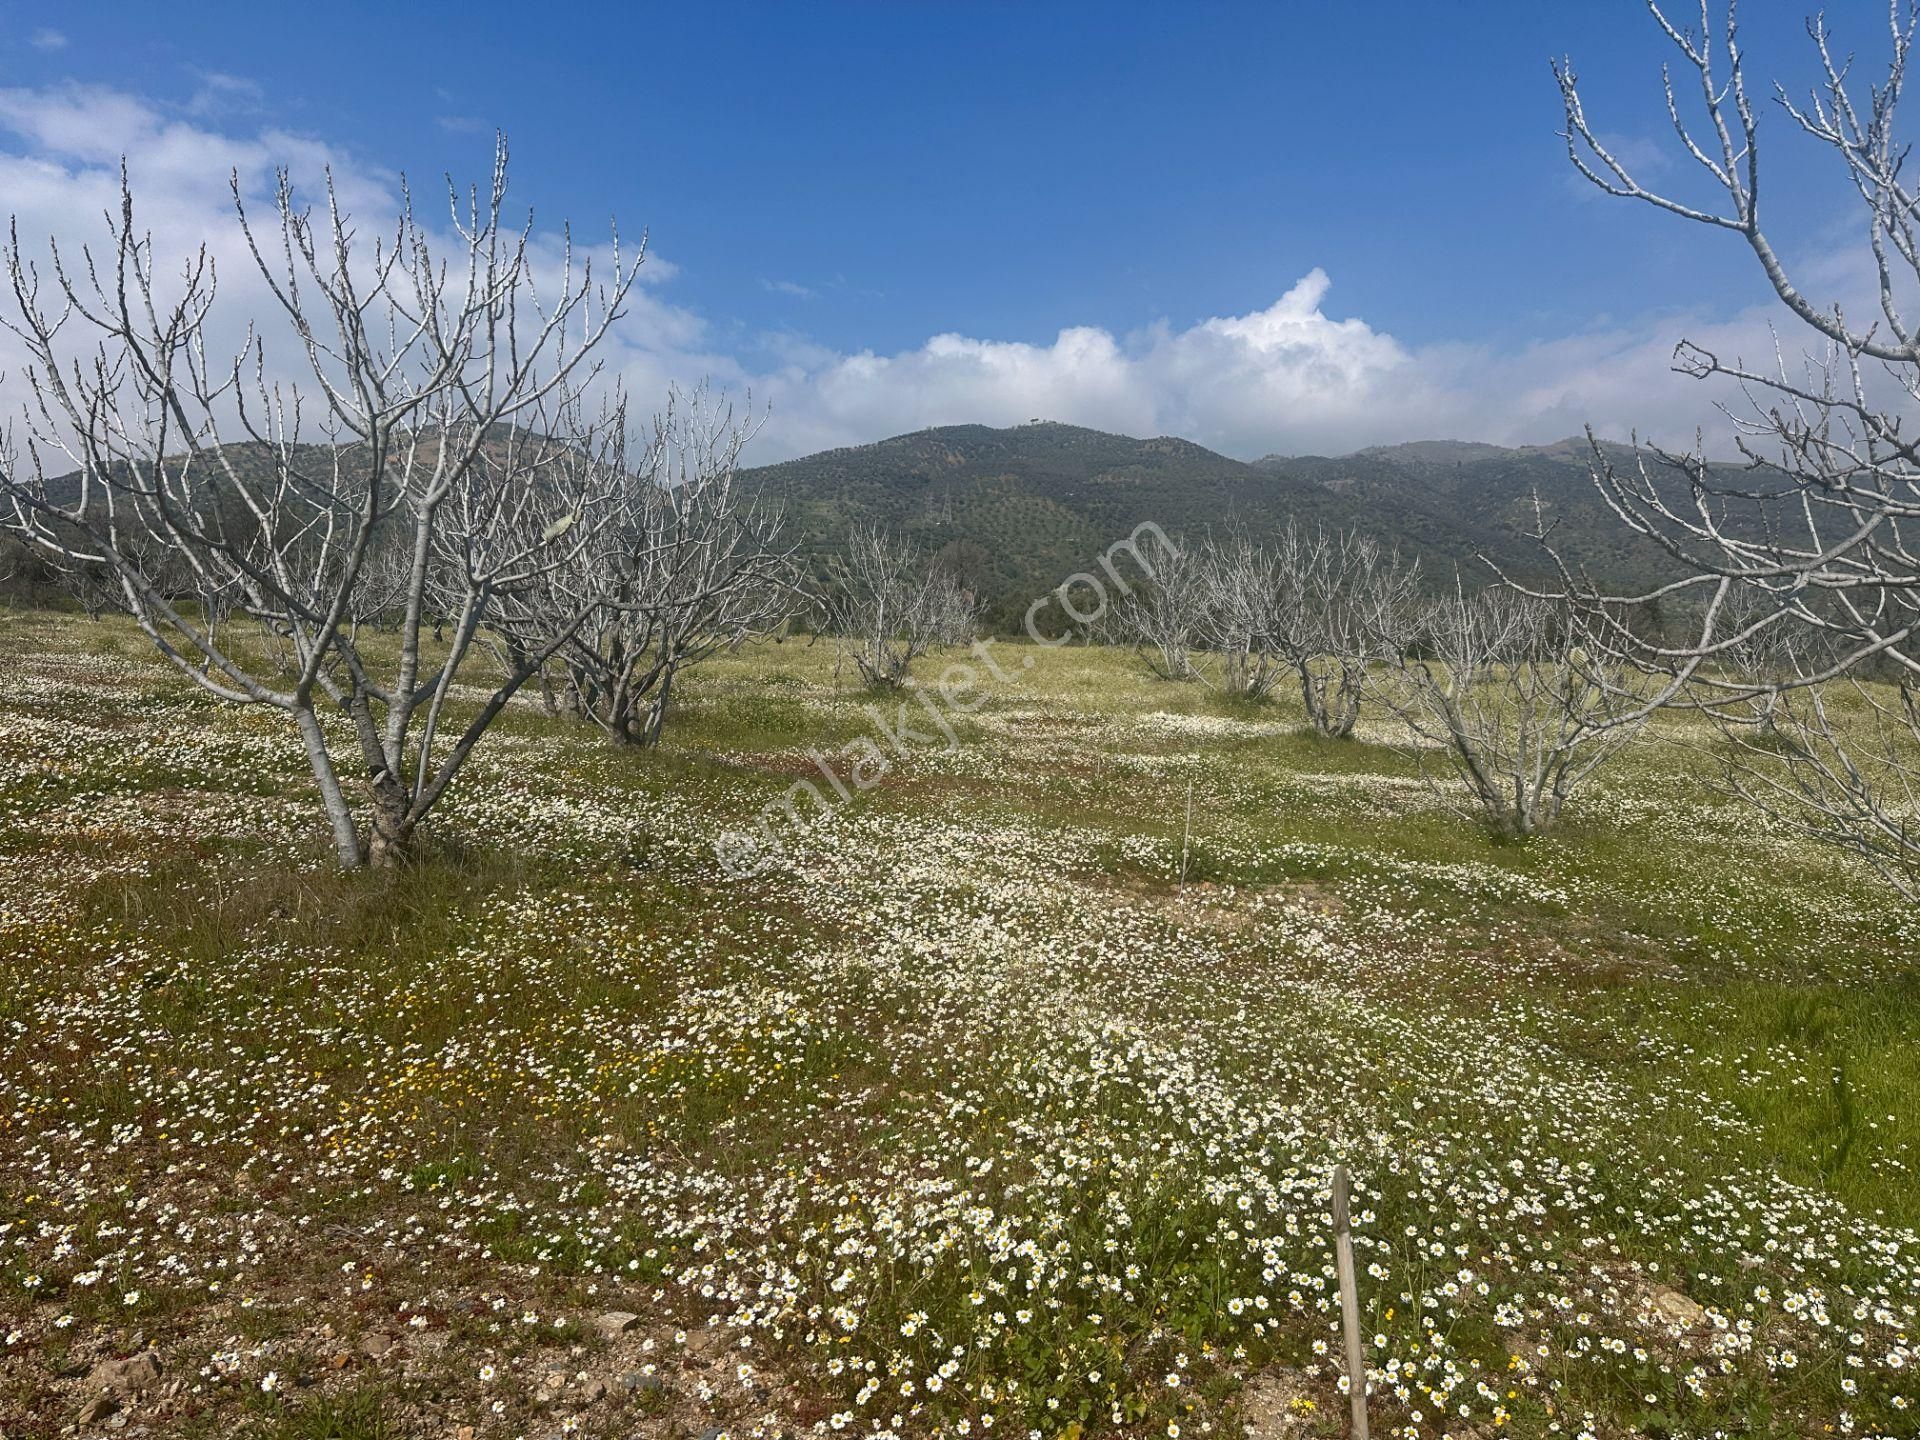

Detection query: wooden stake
xmin=1332 ymin=1163 xmax=1370 ymax=1440
xmin=1178 ymin=774 xmax=1194 ymax=893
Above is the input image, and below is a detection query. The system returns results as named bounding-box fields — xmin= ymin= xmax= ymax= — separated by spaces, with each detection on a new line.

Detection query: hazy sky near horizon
xmin=0 ymin=1 xmax=1903 ymax=460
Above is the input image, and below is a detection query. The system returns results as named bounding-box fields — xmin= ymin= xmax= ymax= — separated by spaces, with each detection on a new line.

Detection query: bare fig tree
xmin=1297 ymin=527 xmax=1418 ymax=738
xmin=1372 ymin=586 xmax=1647 ymax=839
xmin=1706 ymin=581 xmax=1818 ymax=737
xmin=823 ymin=524 xmax=976 ymax=689
xmin=1719 ymin=681 xmax=1920 ymax=896
xmin=1207 ymin=522 xmax=1418 ymax=735
xmin=1108 ymin=532 xmax=1210 ymax=681
xmin=0 ymin=142 xmax=644 ymax=868
xmin=560 ymin=387 xmax=802 ymax=746
xmin=1200 ymin=532 xmax=1287 ymax=701
xmin=1551 ymin=2 xmax=1920 ymax=883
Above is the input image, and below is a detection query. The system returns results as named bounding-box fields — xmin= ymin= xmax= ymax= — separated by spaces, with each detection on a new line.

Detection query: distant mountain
xmin=1345 ymin=434 xmax=1643 ymax=473
xmin=739 ymin=422 xmax=1684 ymax=627
xmin=1322 ymin=438 xmax=1528 ymax=470
xmin=3 ymin=422 xmax=1703 ymax=628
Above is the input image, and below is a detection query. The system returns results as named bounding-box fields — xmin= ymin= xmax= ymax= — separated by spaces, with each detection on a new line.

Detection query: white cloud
xmin=0 ymin=78 xmax=1864 ymax=471
xmin=28 ymin=27 xmax=67 ymax=52
xmin=761 ymin=278 xmax=817 ymax=300
xmin=185 ymin=70 xmax=265 ymax=119
xmin=728 ymin=273 xmax=1791 ymax=462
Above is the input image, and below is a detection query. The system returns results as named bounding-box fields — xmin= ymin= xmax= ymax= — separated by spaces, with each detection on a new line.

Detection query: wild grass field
xmin=0 ymin=609 xmax=1914 ymax=1440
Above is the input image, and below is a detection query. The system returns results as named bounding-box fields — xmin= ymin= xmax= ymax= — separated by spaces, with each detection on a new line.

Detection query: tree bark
xmin=366 ymin=770 xmax=416 ymax=869
xmin=295 ymin=707 xmax=368 ymax=869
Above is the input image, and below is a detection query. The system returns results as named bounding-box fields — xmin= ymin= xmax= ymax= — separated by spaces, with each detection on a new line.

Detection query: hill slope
xmin=3 ymin=423 xmax=1693 ymax=625
xmin=740 ymin=422 xmax=1680 ymax=626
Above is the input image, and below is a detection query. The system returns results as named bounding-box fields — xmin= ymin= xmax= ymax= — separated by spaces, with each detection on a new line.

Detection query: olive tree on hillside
xmin=1552 ymin=2 xmax=1920 ymax=885
xmin=0 ymin=143 xmax=645 ymax=867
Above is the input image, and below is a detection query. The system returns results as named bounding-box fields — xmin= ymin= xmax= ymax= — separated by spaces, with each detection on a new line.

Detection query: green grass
xmin=250 ymin=1390 xmax=395 ymax=1440
xmin=1 ymin=613 xmax=1915 ymax=1439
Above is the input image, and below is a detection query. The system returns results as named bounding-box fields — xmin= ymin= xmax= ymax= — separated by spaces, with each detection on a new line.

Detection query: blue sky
xmin=0 ymin=2 xmax=1897 ymax=458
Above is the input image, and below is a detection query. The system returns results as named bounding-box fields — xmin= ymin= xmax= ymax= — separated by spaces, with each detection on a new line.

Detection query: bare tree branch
xmin=0 ymin=138 xmax=647 ymax=867
xmin=1549 ymin=2 xmax=1920 ymax=882
xmin=822 ymin=525 xmax=977 ymax=690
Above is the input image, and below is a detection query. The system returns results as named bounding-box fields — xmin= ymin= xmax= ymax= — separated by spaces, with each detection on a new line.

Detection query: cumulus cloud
xmin=28 ymin=27 xmax=66 ymax=52
xmin=729 ymin=271 xmax=1793 ymax=461
xmin=0 ymin=78 xmax=1859 ymax=469
xmin=0 ymin=82 xmax=404 ymax=419
xmin=0 ymin=82 xmax=708 ymax=449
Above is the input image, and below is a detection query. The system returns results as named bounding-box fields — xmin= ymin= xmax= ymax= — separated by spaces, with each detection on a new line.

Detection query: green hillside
xmin=739 ymin=421 xmax=1683 ymax=626
xmin=5 ymin=422 xmax=1699 ymax=626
